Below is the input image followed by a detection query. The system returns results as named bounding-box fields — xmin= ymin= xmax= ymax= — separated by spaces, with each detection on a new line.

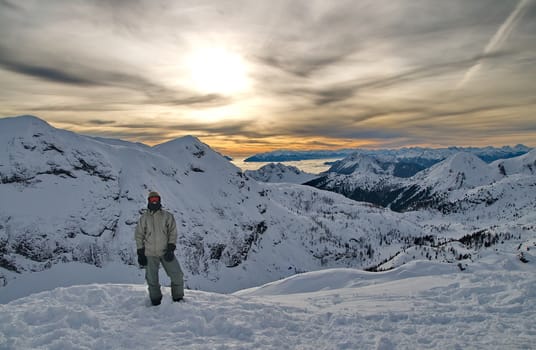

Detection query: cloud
xmin=0 ymin=46 xmax=229 ymax=109
xmin=87 ymin=119 xmax=116 ymax=125
xmin=0 ymin=0 xmax=21 ymax=11
xmin=142 ymin=92 xmax=230 ymax=108
xmin=456 ymin=0 xmax=533 ymax=88
xmin=0 ymin=57 xmax=96 ymax=86
xmin=265 ymin=51 xmax=511 ymax=107
xmin=95 ymin=118 xmax=261 ymax=138
xmin=1 ymin=0 xmax=536 ymax=154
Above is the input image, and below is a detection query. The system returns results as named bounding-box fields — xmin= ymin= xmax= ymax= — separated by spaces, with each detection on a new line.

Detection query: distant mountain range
xmin=245 ymin=145 xmax=532 ymax=165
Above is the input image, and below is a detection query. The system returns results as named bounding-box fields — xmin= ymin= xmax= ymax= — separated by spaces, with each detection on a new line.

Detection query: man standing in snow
xmin=135 ymin=191 xmax=184 ymax=305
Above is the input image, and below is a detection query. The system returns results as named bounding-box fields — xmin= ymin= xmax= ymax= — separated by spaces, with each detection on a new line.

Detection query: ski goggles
xmin=148 ymin=196 xmax=160 ymax=203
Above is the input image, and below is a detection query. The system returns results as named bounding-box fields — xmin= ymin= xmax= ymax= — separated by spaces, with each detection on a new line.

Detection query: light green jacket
xmin=134 ymin=208 xmax=177 ymax=257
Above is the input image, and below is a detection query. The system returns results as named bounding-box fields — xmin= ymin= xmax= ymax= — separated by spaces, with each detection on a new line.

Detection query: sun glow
xmin=186 ymin=47 xmax=250 ymax=95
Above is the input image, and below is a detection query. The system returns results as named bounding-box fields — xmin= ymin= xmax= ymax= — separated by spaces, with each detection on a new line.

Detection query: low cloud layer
xmin=1 ymin=0 xmax=535 ymax=156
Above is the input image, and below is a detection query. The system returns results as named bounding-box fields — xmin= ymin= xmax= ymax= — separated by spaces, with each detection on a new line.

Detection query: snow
xmin=328 ymin=153 xmax=386 ymax=176
xmin=492 ymin=148 xmax=536 ymax=175
xmin=0 ymin=262 xmax=143 ymax=304
xmin=1 ymin=115 xmax=536 ymax=348
xmin=1 ymin=115 xmax=433 ymax=294
xmin=244 ymin=162 xmax=318 ymax=184
xmin=1 ymin=256 xmax=534 ymax=349
xmin=414 ymin=152 xmax=501 ymax=191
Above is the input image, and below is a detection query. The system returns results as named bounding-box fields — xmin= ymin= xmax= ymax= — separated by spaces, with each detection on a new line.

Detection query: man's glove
xmin=164 ymin=243 xmax=176 ymax=262
xmin=137 ymin=248 xmax=147 ymax=267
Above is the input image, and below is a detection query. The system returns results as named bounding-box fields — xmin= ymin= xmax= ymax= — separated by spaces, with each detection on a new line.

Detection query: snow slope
xmin=1 ymin=255 xmax=534 ymax=350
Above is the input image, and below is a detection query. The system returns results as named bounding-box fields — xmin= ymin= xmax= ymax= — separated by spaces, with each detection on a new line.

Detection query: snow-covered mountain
xmin=0 ymin=115 xmax=426 ymax=295
xmin=308 ymin=149 xmax=536 ymax=212
xmin=1 ymin=115 xmax=534 ymax=308
xmin=305 ymin=147 xmax=536 ymax=272
xmin=1 ymin=115 xmax=534 ymax=349
xmin=493 ymin=149 xmax=536 ymax=176
xmin=244 ymin=162 xmax=318 ymax=184
xmin=327 ymin=153 xmax=387 ymax=176
xmin=412 ymin=152 xmax=502 ymax=192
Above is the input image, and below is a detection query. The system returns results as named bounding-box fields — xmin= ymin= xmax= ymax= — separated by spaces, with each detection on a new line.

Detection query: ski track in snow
xmin=1 ymin=260 xmax=534 ymax=350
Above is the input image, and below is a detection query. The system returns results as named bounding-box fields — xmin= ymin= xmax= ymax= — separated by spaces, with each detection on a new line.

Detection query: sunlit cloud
xmin=1 ymin=0 xmax=535 ymax=157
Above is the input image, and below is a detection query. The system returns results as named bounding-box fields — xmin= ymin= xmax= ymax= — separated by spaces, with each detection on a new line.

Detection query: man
xmin=135 ymin=191 xmax=184 ymax=305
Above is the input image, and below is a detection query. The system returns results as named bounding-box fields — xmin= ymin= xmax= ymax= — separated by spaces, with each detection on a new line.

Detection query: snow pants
xmin=145 ymin=256 xmax=184 ymax=302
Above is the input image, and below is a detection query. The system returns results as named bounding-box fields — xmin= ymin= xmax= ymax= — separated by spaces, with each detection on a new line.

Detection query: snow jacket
xmin=135 ymin=208 xmax=177 ymax=257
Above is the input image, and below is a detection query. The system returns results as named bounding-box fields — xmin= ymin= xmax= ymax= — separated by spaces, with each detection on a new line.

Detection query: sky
xmin=1 ymin=0 xmax=535 ymax=157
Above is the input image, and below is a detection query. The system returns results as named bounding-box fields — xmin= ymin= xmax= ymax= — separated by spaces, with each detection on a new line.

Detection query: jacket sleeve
xmin=134 ymin=215 xmax=145 ymax=250
xmin=167 ymin=213 xmax=178 ymax=245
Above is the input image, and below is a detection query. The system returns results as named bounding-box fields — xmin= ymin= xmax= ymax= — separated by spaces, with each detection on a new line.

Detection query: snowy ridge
xmin=413 ymin=152 xmax=501 ymax=191
xmin=493 ymin=148 xmax=536 ymax=175
xmin=244 ymin=162 xmax=318 ymax=184
xmin=1 ymin=256 xmax=534 ymax=349
xmin=328 ymin=153 xmax=387 ymax=176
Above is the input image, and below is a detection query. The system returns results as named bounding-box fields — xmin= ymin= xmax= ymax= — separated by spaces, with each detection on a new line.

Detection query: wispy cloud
xmin=0 ymin=56 xmax=96 ymax=86
xmin=267 ymin=51 xmax=510 ymax=106
xmin=456 ymin=0 xmax=533 ymax=89
xmin=0 ymin=46 xmax=228 ymax=109
xmin=0 ymin=0 xmax=20 ymax=11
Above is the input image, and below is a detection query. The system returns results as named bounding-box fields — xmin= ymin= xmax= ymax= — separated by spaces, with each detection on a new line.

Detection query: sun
xmin=186 ymin=47 xmax=250 ymax=95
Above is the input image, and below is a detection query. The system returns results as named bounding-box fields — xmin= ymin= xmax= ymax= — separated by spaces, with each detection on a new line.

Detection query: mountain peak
xmin=244 ymin=162 xmax=317 ymax=184
xmin=328 ymin=153 xmax=385 ymax=175
xmin=418 ymin=151 xmax=498 ymax=191
xmin=3 ymin=114 xmax=49 ymax=124
xmin=0 ymin=115 xmax=55 ymax=136
xmin=153 ymin=135 xmax=206 ymax=151
xmin=443 ymin=151 xmax=487 ymax=169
